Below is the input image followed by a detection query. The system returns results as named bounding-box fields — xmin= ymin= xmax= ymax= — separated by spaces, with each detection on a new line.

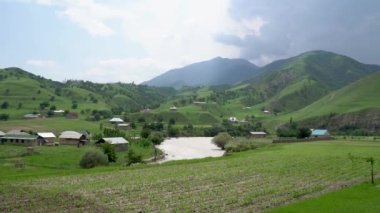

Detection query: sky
xmin=0 ymin=0 xmax=379 ymax=83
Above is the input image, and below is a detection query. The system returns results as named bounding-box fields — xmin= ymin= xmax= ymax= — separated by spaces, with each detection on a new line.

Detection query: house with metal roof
xmin=59 ymin=131 xmax=88 ymax=145
xmin=109 ymin=117 xmax=124 ymax=123
xmin=250 ymin=131 xmax=267 ymax=138
xmin=0 ymin=131 xmax=5 ymax=137
xmin=37 ymin=132 xmax=56 ymax=145
xmin=96 ymin=137 xmax=129 ymax=151
xmin=311 ymin=129 xmax=331 ymax=139
xmin=1 ymin=131 xmax=37 ymax=146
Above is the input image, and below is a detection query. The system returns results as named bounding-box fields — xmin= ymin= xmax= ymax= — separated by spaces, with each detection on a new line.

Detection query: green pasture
xmin=1 ymin=140 xmax=380 ymax=211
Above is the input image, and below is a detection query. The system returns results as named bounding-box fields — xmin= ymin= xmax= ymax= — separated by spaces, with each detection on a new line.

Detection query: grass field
xmin=1 ymin=140 xmax=380 ymax=212
xmin=268 ymin=182 xmax=380 ymax=213
xmin=0 ymin=117 xmax=101 ymax=135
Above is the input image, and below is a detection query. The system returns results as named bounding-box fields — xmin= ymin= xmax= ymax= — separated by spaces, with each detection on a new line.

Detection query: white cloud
xmin=31 ymin=0 xmax=267 ymax=82
xmin=26 ymin=59 xmax=56 ymax=68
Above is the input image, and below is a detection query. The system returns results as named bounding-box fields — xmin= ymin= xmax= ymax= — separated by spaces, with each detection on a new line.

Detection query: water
xmin=157 ymin=137 xmax=225 ymax=163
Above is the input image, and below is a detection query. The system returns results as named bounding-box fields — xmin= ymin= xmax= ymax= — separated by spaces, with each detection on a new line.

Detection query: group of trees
xmin=276 ymin=119 xmax=311 ymax=138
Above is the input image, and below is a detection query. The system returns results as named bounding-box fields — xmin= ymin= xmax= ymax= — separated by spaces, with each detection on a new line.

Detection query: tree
xmin=140 ymin=128 xmax=151 ymax=139
xmin=0 ymin=113 xmax=9 ymax=120
xmin=102 ymin=143 xmax=117 ymax=162
xmin=349 ymin=154 xmax=376 ymax=185
xmin=167 ymin=126 xmax=179 ymax=137
xmin=297 ymin=127 xmax=311 ymax=139
xmin=149 ymin=132 xmax=164 ymax=161
xmin=212 ymin=132 xmax=232 ymax=150
xmin=1 ymin=101 xmax=9 ymax=109
xmin=125 ymin=149 xmax=143 ymax=166
xmin=169 ymin=118 xmax=176 ymax=125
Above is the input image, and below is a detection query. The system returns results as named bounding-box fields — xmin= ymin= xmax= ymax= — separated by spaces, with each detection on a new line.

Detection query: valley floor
xmin=1 ymin=140 xmax=380 ymax=212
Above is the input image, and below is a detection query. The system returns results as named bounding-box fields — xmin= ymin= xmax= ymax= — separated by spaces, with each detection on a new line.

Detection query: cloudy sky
xmin=0 ymin=0 xmax=379 ymax=83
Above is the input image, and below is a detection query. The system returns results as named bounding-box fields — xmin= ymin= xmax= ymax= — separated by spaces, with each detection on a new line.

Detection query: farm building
xmin=250 ymin=131 xmax=267 ymax=138
xmin=117 ymin=123 xmax=130 ymax=130
xmin=311 ymin=129 xmax=331 ymax=139
xmin=193 ymin=101 xmax=206 ymax=105
xmin=170 ymin=106 xmax=177 ymax=111
xmin=96 ymin=137 xmax=129 ymax=151
xmin=24 ymin=114 xmax=40 ymax=119
xmin=1 ymin=131 xmax=37 ymax=146
xmin=53 ymin=110 xmax=65 ymax=114
xmin=228 ymin=117 xmax=238 ymax=123
xmin=109 ymin=117 xmax=124 ymax=124
xmin=66 ymin=112 xmax=78 ymax=119
xmin=37 ymin=132 xmax=56 ymax=146
xmin=59 ymin=131 xmax=88 ymax=145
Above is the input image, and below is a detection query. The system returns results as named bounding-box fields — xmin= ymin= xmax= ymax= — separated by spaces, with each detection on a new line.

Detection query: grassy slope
xmin=263 ymin=72 xmax=380 ymax=131
xmin=0 ymin=117 xmax=100 ymax=134
xmin=1 ymin=140 xmax=380 ymax=211
xmin=268 ymin=183 xmax=380 ymax=213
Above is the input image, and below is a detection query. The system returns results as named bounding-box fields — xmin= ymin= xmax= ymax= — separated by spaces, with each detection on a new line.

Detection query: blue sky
xmin=1 ymin=0 xmax=379 ymax=83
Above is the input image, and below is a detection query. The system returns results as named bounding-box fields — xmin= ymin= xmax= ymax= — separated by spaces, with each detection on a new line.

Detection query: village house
xmin=250 ymin=131 xmax=267 ymax=138
xmin=1 ymin=131 xmax=37 ymax=146
xmin=170 ymin=106 xmax=177 ymax=111
xmin=37 ymin=132 xmax=56 ymax=146
xmin=0 ymin=131 xmax=4 ymax=137
xmin=109 ymin=117 xmax=124 ymax=124
xmin=117 ymin=123 xmax=130 ymax=130
xmin=53 ymin=109 xmax=65 ymax=114
xmin=311 ymin=129 xmax=331 ymax=139
xmin=59 ymin=131 xmax=88 ymax=145
xmin=96 ymin=137 xmax=129 ymax=151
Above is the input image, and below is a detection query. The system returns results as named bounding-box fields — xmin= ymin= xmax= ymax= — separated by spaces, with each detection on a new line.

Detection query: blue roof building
xmin=311 ymin=129 xmax=330 ymax=138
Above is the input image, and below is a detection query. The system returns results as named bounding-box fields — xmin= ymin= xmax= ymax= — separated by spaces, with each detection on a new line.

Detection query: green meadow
xmin=1 ymin=140 xmax=380 ymax=212
xmin=268 ymin=183 xmax=380 ymax=213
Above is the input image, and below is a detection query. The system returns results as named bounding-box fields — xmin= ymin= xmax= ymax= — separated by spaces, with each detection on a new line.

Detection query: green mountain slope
xmin=0 ymin=67 xmax=175 ymax=120
xmin=263 ymin=72 xmax=380 ymax=133
xmin=288 ymin=72 xmax=380 ymax=119
xmin=234 ymin=50 xmax=380 ymax=113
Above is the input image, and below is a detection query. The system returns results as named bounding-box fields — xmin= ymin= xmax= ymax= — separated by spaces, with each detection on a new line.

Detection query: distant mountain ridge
xmin=143 ymin=57 xmax=260 ymax=88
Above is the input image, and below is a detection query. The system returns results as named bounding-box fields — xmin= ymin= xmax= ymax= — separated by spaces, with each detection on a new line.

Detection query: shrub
xmin=167 ymin=126 xmax=179 ymax=137
xmin=79 ymin=150 xmax=108 ymax=168
xmin=140 ymin=128 xmax=151 ymax=139
xmin=225 ymin=138 xmax=258 ymax=152
xmin=212 ymin=132 xmax=232 ymax=150
xmin=125 ymin=149 xmax=143 ymax=166
xmin=0 ymin=113 xmax=9 ymax=120
xmin=102 ymin=143 xmax=117 ymax=162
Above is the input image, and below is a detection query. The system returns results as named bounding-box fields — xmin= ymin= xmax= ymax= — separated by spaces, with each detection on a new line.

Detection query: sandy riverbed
xmin=156 ymin=137 xmax=225 ymax=163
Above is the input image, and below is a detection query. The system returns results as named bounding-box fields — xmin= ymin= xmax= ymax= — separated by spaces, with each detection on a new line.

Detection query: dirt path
xmin=157 ymin=137 xmax=225 ymax=163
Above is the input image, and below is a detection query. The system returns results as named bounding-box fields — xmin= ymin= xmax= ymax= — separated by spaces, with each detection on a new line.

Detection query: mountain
xmin=144 ymin=57 xmax=260 ymax=88
xmin=0 ymin=67 xmax=175 ymax=119
xmin=235 ymin=50 xmax=380 ymax=113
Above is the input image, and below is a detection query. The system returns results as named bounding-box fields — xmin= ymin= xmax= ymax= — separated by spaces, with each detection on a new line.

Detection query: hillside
xmin=0 ymin=67 xmax=175 ymax=120
xmin=144 ymin=57 xmax=260 ymax=88
xmin=232 ymin=50 xmax=380 ymax=113
xmin=272 ymin=72 xmax=380 ymax=134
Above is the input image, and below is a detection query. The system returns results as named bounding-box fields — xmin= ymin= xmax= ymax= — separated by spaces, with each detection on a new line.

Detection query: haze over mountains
xmin=143 ymin=57 xmax=260 ymax=88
